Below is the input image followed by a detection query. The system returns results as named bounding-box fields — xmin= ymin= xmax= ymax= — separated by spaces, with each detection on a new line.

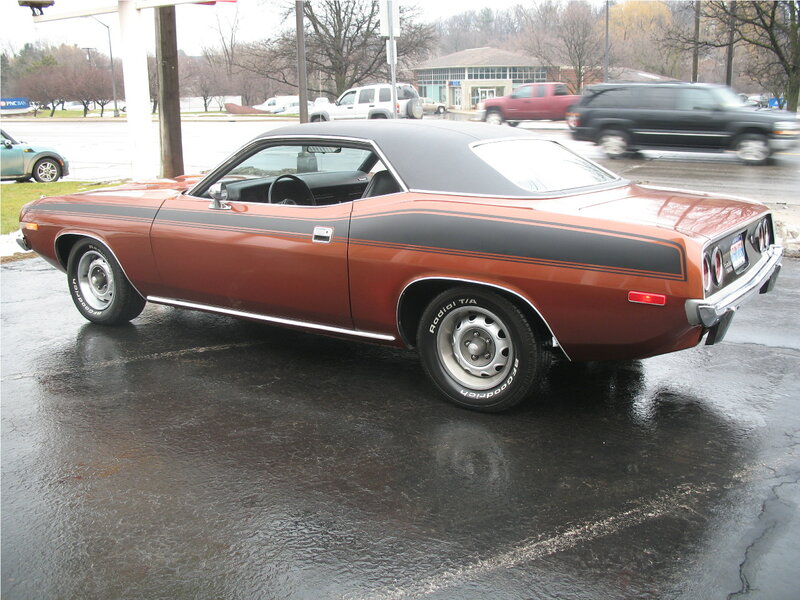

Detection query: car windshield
xmin=710 ymin=86 xmax=746 ymax=108
xmin=471 ymin=139 xmax=617 ymax=193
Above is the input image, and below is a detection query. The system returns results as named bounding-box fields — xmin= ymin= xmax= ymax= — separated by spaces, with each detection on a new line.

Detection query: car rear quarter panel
xmin=348 ymin=193 xmax=706 ymax=360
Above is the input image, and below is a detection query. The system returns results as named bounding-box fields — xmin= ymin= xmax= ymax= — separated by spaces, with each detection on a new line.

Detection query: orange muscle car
xmin=17 ymin=121 xmax=783 ymax=411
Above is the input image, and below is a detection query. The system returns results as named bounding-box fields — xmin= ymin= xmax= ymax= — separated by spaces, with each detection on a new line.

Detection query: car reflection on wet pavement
xmin=2 ymin=257 xmax=799 ymax=600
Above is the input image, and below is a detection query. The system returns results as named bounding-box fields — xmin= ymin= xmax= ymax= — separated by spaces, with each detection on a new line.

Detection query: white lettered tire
xmin=417 ymin=287 xmax=548 ymax=412
xmin=67 ymin=239 xmax=146 ymax=325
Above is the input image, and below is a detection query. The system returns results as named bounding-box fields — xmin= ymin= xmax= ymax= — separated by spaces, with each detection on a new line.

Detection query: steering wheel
xmin=267 ymin=174 xmax=316 ymax=206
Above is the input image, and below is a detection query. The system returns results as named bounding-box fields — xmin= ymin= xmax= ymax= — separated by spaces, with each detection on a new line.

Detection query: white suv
xmin=309 ymin=83 xmax=423 ymax=121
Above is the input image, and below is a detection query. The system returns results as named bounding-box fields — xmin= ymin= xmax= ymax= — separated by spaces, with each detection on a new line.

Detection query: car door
xmin=330 ymin=89 xmax=358 ymax=120
xmin=354 ymin=88 xmax=376 ymax=118
xmin=671 ymin=88 xmax=730 ymax=149
xmin=1 ymin=132 xmax=24 ymax=178
xmin=506 ymin=84 xmax=534 ymax=119
xmin=148 ymin=142 xmax=374 ymax=329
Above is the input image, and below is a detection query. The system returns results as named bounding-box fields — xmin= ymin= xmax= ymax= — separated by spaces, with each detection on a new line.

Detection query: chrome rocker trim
xmin=147 ymin=296 xmax=396 ymax=342
xmin=685 ymin=244 xmax=782 ymax=329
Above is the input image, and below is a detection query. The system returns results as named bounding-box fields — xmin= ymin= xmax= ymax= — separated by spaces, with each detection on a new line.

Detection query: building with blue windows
xmin=411 ymin=48 xmax=559 ymax=110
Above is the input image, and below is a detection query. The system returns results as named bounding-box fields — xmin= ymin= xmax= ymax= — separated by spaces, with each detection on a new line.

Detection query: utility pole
xmin=91 ymin=17 xmax=120 ymax=117
xmin=692 ymin=0 xmax=700 ymax=82
xmin=725 ymin=0 xmax=736 ymax=87
xmin=295 ymin=0 xmax=308 ymax=123
xmin=380 ymin=0 xmax=399 ymax=118
xmin=604 ymin=0 xmax=609 ymax=82
xmin=155 ymin=5 xmax=184 ymax=178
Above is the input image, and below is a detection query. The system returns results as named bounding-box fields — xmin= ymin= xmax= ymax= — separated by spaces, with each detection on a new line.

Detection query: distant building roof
xmin=607 ymin=68 xmax=678 ymax=82
xmin=413 ymin=47 xmax=544 ymax=70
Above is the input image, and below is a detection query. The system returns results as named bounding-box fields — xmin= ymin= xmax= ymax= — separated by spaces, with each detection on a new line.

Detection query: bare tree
xmin=520 ymin=0 xmax=604 ymax=93
xmin=235 ymin=0 xmax=434 ymax=97
xmin=666 ymin=1 xmax=800 ymax=111
xmin=16 ymin=66 xmax=65 ymax=116
xmin=434 ymin=8 xmax=523 ymax=55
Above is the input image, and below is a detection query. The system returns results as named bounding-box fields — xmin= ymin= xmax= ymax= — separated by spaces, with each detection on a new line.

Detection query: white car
xmin=309 ymin=83 xmax=423 ymax=121
xmin=421 ymin=97 xmax=447 ymax=114
xmin=253 ymin=96 xmax=299 ymax=114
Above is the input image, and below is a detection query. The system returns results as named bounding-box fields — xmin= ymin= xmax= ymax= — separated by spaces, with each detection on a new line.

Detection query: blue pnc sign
xmin=1 ymin=97 xmax=32 ymax=112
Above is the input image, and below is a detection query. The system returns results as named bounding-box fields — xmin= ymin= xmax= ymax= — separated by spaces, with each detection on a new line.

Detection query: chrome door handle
xmin=312 ymin=226 xmax=334 ymax=243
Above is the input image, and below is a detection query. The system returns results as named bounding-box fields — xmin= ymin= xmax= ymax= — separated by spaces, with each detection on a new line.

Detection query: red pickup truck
xmin=482 ymin=82 xmax=580 ymax=125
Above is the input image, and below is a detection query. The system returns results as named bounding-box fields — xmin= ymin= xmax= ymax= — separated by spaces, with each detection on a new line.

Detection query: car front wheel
xmin=598 ymin=129 xmax=629 ymax=158
xmin=67 ymin=239 xmax=146 ymax=325
xmin=734 ymin=133 xmax=770 ymax=165
xmin=485 ymin=110 xmax=504 ymax=125
xmin=417 ymin=287 xmax=548 ymax=412
xmin=32 ymin=157 xmax=62 ymax=182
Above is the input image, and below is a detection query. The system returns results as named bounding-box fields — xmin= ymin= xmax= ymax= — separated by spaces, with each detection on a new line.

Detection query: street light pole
xmin=91 ymin=16 xmax=120 ymax=117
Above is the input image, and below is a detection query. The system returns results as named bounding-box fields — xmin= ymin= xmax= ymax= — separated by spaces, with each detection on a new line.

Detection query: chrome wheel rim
xmin=737 ymin=139 xmax=768 ymax=162
xmin=601 ymin=134 xmax=627 ymax=156
xmin=485 ymin=112 xmax=503 ymax=125
xmin=36 ymin=160 xmax=58 ymax=182
xmin=77 ymin=250 xmax=114 ymax=311
xmin=436 ymin=306 xmax=513 ymax=390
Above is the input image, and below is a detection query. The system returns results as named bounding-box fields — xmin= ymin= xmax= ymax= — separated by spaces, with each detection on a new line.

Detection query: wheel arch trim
xmin=396 ymin=276 xmax=571 ymax=360
xmin=54 ymin=231 xmax=146 ymax=300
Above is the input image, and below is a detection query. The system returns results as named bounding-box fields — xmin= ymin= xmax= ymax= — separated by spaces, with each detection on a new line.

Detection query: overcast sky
xmin=0 ymin=0 xmax=521 ymax=59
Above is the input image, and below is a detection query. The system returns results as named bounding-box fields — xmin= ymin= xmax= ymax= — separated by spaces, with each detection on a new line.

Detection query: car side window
xmin=379 ymin=87 xmax=391 ymax=102
xmin=515 ymin=86 xmax=533 ymax=98
xmin=358 ymin=89 xmax=375 ymax=104
xmin=678 ymin=88 xmax=717 ymax=111
xmin=536 ymin=85 xmax=547 ymax=97
xmin=641 ymin=87 xmax=677 ymax=110
xmin=338 ymin=90 xmax=356 ymax=106
xmin=554 ymin=84 xmax=570 ymax=96
xmin=587 ymin=88 xmax=633 ymax=109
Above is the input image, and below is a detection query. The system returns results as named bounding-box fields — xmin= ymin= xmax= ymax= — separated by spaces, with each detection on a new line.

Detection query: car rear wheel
xmin=67 ymin=239 xmax=146 ymax=325
xmin=32 ymin=158 xmax=62 ymax=182
xmin=598 ymin=129 xmax=629 ymax=158
xmin=734 ymin=133 xmax=770 ymax=165
xmin=417 ymin=287 xmax=548 ymax=412
xmin=485 ymin=110 xmax=504 ymax=125
xmin=436 ymin=106 xmax=445 ymax=114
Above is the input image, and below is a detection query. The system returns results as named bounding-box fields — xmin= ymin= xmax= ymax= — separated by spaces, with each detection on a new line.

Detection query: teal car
xmin=1 ymin=129 xmax=69 ymax=183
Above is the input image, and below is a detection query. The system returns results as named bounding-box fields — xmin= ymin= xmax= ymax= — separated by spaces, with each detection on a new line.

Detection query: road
xmin=4 ymin=118 xmax=800 ymax=208
xmin=2 ymin=251 xmax=798 ymax=600
xmin=2 ymin=117 xmax=800 ymax=599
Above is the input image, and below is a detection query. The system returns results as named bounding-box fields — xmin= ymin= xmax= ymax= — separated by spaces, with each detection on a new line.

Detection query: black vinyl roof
xmin=255 ymin=120 xmax=549 ymax=197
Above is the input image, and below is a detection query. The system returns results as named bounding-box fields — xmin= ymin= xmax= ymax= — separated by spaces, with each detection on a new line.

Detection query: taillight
xmin=702 ymin=254 xmax=712 ymax=292
xmin=566 ymin=112 xmax=579 ymax=128
xmin=628 ymin=291 xmax=666 ymax=306
xmin=756 ymin=219 xmax=770 ymax=252
xmin=712 ymin=246 xmax=724 ymax=285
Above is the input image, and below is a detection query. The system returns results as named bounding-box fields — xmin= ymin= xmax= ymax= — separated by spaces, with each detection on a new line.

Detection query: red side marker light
xmin=628 ymin=291 xmax=666 ymax=306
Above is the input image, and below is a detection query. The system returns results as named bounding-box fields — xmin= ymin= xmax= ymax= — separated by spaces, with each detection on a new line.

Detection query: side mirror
xmin=2 ymin=140 xmax=12 ymax=149
xmin=208 ymin=182 xmax=231 ymax=210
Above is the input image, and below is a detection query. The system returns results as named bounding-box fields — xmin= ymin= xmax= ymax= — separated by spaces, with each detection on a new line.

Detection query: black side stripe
xmin=33 ymin=202 xmax=686 ymax=280
xmin=350 ymin=213 xmax=686 ymax=280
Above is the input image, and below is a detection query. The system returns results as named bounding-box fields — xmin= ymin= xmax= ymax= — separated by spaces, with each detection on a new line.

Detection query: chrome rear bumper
xmin=685 ymin=244 xmax=782 ymax=343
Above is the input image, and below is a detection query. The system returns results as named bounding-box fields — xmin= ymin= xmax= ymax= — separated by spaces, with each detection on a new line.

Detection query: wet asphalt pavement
xmin=2 ymin=256 xmax=799 ymax=600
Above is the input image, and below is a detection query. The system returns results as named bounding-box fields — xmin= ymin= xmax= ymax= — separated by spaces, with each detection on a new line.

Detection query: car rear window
xmin=471 ymin=139 xmax=617 ymax=193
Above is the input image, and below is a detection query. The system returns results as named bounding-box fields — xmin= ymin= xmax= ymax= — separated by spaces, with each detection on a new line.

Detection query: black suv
xmin=569 ymin=82 xmax=799 ymax=165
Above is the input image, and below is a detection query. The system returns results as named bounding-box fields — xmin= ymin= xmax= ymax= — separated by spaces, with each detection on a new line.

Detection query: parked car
xmin=252 ymin=95 xmax=299 ymax=114
xmin=309 ymin=83 xmax=423 ymax=121
xmin=1 ymin=129 xmax=69 ymax=183
xmin=569 ymin=82 xmax=800 ymax=165
xmin=17 ymin=121 xmax=782 ymax=412
xmin=421 ymin=97 xmax=447 ymax=114
xmin=481 ymin=82 xmax=580 ymax=125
